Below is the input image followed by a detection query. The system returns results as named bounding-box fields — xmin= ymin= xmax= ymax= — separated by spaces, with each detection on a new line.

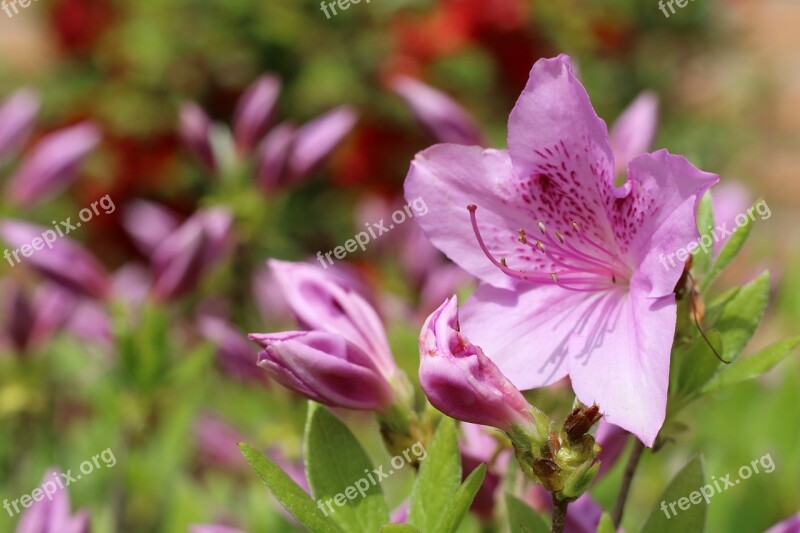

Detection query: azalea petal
xmin=568 ymin=284 xmax=674 ymax=447
xmin=287 ymin=106 xmax=357 ymax=180
xmin=460 ymin=283 xmax=593 ymax=387
xmin=462 ymin=281 xmax=673 ymax=446
xmin=613 ymin=150 xmax=718 ymax=298
xmin=405 ymin=144 xmax=561 ymax=289
xmin=507 ymin=55 xmax=617 ymax=245
xmin=610 ymin=91 xmax=659 ymax=176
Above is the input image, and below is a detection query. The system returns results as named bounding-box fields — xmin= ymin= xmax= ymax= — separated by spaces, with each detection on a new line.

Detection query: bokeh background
xmin=0 ymin=0 xmax=798 ymax=531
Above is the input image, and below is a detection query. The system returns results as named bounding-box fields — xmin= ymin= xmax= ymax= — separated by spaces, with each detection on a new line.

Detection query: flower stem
xmin=611 ymin=438 xmax=646 ymax=527
xmin=551 ymin=495 xmax=569 ymax=533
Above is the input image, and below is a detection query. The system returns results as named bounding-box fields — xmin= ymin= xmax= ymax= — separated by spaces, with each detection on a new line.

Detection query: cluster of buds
xmin=418 ymin=296 xmax=603 ymax=501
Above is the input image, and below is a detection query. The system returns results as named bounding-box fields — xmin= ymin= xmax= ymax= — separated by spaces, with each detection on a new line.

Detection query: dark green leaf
xmin=305 ymin=403 xmax=389 ymax=533
xmin=639 ymin=455 xmax=706 ymax=533
xmin=506 ymin=493 xmax=550 ymax=533
xmin=408 ymin=417 xmax=461 ymax=531
xmin=702 ymin=336 xmax=800 ymax=394
xmin=239 ymin=443 xmax=342 ymax=533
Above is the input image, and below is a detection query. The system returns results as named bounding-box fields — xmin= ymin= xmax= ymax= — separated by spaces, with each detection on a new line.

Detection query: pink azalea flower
xmin=404 ymin=55 xmax=718 ymax=446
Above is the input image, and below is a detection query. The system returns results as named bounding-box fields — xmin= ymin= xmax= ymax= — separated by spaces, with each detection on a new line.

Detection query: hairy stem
xmin=551 ymin=495 xmax=569 ymax=533
xmin=611 ymin=438 xmax=646 ymax=527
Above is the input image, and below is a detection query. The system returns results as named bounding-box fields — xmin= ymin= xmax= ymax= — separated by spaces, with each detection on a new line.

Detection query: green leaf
xmin=408 ymin=418 xmax=461 ymax=531
xmin=435 ymin=464 xmax=487 ymax=533
xmin=710 ymin=272 xmax=770 ymax=364
xmin=670 ymin=329 xmax=723 ymax=402
xmin=505 ymin=493 xmax=550 ymax=533
xmin=693 ymin=191 xmax=715 ymax=276
xmin=702 ymin=336 xmax=800 ymax=394
xmin=596 ymin=512 xmax=615 ymax=533
xmin=700 ymin=201 xmax=758 ymax=292
xmin=304 ymin=403 xmax=389 ymax=533
xmin=379 ymin=526 xmax=421 ymax=533
xmin=639 ymin=456 xmax=706 ymax=533
xmin=239 ymin=443 xmax=342 ymax=533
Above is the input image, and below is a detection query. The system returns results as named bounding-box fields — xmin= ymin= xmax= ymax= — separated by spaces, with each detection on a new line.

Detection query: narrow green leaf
xmin=408 ymin=417 xmax=461 ymax=531
xmin=379 ymin=525 xmax=421 ymax=532
xmin=239 ymin=443 xmax=342 ymax=533
xmin=700 ymin=201 xmax=759 ymax=292
xmin=693 ymin=191 xmax=715 ymax=276
xmin=596 ymin=512 xmax=615 ymax=533
xmin=670 ymin=329 xmax=723 ymax=401
xmin=305 ymin=403 xmax=390 ymax=533
xmin=505 ymin=493 xmax=550 ymax=533
xmin=639 ymin=456 xmax=706 ymax=533
xmin=702 ymin=336 xmax=800 ymax=394
xmin=710 ymin=272 xmax=770 ymax=364
xmin=435 ymin=464 xmax=487 ymax=533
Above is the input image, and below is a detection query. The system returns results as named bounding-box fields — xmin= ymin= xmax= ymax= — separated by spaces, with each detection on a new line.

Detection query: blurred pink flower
xmin=179 ymin=102 xmax=216 ymax=172
xmin=764 ymin=512 xmax=800 ymax=533
xmin=287 ymin=106 xmax=358 ymax=181
xmin=609 ymin=91 xmax=659 ymax=177
xmin=1 ymin=280 xmax=75 ymax=353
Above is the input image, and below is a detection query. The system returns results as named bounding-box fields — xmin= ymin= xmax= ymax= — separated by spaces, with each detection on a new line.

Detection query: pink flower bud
xmin=249 ymin=330 xmax=395 ymax=412
xmin=6 ymin=122 xmax=100 ymax=206
xmin=0 ymin=88 xmax=40 ymax=162
xmin=179 ymin=102 xmax=216 ymax=171
xmin=233 ymin=75 xmax=281 ymax=154
xmin=390 ymin=75 xmax=483 ymax=145
xmin=0 ymin=219 xmax=111 ymax=299
xmin=287 ymin=106 xmax=357 ymax=180
xmin=16 ymin=468 xmax=90 ymax=533
xmin=268 ymin=259 xmax=397 ymax=381
xmin=419 ymin=296 xmax=533 ymax=431
xmin=151 ymin=207 xmax=233 ymax=300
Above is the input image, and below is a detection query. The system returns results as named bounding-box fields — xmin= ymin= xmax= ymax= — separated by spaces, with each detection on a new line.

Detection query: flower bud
xmin=0 ymin=88 xmax=39 ymax=162
xmin=287 ymin=106 xmax=357 ymax=180
xmin=390 ymin=75 xmax=483 ymax=146
xmin=233 ymin=75 xmax=281 ymax=154
xmin=255 ymin=122 xmax=295 ymax=191
xmin=0 ymin=219 xmax=111 ymax=299
xmin=151 ymin=208 xmax=233 ymax=300
xmin=249 ymin=330 xmax=395 ymax=412
xmin=6 ymin=122 xmax=100 ymax=206
xmin=418 ymin=296 xmax=536 ymax=432
xmin=179 ymin=102 xmax=216 ymax=171
xmin=16 ymin=468 xmax=90 ymax=532
xmin=269 ymin=259 xmax=397 ymax=381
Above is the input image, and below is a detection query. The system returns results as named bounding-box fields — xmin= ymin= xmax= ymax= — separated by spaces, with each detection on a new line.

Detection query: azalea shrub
xmin=0 ymin=2 xmax=798 ymax=533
